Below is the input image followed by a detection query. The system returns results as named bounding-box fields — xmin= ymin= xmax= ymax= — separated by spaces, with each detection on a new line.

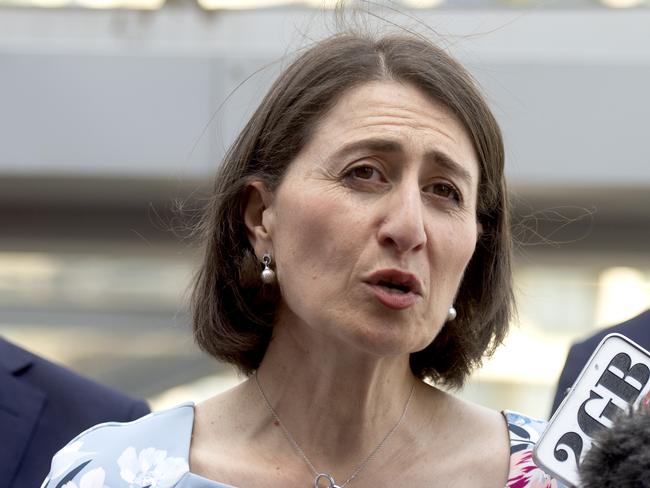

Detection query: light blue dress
xmin=41 ymin=403 xmax=564 ymax=488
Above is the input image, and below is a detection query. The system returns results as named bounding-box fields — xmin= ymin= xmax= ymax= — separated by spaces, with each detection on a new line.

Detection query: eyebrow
xmin=331 ymin=137 xmax=474 ymax=187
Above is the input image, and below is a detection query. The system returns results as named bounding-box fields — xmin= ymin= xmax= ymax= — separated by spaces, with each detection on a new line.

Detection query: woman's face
xmin=256 ymin=80 xmax=481 ymax=357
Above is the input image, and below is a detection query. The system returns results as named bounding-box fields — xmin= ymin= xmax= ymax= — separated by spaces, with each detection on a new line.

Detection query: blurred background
xmin=1 ymin=0 xmax=649 ymax=419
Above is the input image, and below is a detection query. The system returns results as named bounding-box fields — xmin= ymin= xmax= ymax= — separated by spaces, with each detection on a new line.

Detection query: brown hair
xmin=191 ymin=32 xmax=513 ymax=388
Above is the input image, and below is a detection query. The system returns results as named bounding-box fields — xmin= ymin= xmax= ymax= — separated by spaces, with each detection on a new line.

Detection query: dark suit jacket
xmin=550 ymin=309 xmax=650 ymax=416
xmin=0 ymin=338 xmax=150 ymax=488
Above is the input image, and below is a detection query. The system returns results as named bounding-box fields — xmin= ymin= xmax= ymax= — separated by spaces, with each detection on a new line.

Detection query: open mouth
xmin=376 ymin=280 xmax=412 ymax=294
xmin=365 ymin=270 xmax=421 ymax=310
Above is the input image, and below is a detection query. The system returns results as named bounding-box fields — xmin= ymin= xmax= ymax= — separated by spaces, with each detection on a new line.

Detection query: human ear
xmin=243 ymin=180 xmax=274 ymax=257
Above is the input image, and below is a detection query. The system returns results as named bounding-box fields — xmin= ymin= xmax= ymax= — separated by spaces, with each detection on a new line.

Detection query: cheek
xmin=273 ymin=191 xmax=362 ymax=288
xmin=450 ymin=228 xmax=477 ymax=276
xmin=455 ymin=227 xmax=478 ymax=265
xmin=429 ymin=223 xmax=478 ymax=296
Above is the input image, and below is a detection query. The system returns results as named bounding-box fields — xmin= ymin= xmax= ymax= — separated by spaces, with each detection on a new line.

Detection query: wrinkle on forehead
xmin=350 ymin=117 xmax=460 ymax=145
xmin=297 ymin=80 xmax=479 ymax=185
xmin=324 ymin=83 xmax=465 ymax=146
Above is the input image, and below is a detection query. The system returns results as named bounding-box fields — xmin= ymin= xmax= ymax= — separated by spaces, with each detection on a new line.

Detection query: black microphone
xmin=578 ymin=403 xmax=650 ymax=488
xmin=533 ymin=334 xmax=650 ymax=486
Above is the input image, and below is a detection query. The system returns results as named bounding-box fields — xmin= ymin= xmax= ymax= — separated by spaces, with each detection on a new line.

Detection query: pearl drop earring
xmin=447 ymin=306 xmax=457 ymax=322
xmin=261 ymin=253 xmax=276 ymax=284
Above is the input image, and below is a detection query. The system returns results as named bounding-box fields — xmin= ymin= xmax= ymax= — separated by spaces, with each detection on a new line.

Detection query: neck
xmin=251 ymin=316 xmax=420 ymax=474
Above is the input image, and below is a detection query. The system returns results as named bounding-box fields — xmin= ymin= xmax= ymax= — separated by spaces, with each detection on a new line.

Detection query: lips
xmin=364 ymin=269 xmax=423 ymax=310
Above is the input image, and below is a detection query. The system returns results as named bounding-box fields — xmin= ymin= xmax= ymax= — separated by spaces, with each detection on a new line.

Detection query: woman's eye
xmin=348 ymin=165 xmax=381 ymax=181
xmin=426 ymin=182 xmax=461 ymax=202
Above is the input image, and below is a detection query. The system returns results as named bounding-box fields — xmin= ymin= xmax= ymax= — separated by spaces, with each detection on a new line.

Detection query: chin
xmin=347 ymin=322 xmax=432 ymax=359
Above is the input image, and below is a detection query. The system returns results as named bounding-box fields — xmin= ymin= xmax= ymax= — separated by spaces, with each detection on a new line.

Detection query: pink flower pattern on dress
xmin=504 ymin=411 xmax=566 ymax=488
xmin=507 ymin=450 xmax=559 ymax=488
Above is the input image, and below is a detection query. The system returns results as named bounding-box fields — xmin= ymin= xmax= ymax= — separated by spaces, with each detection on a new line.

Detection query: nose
xmin=377 ymin=182 xmax=427 ymax=254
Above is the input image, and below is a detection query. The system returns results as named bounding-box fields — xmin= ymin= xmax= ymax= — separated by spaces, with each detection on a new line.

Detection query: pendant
xmin=314 ymin=473 xmax=342 ymax=488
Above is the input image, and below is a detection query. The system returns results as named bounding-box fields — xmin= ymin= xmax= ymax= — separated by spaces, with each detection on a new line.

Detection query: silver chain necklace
xmin=253 ymin=372 xmax=416 ymax=488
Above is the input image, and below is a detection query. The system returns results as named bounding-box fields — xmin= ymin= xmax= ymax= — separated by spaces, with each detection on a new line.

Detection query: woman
xmin=42 ymin=33 xmax=564 ymax=488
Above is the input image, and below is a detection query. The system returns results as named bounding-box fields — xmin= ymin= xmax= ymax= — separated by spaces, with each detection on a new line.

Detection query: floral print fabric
xmin=504 ymin=411 xmax=566 ymax=488
xmin=42 ymin=404 xmax=564 ymax=488
xmin=46 ymin=440 xmax=188 ymax=488
xmin=40 ymin=404 xmax=198 ymax=488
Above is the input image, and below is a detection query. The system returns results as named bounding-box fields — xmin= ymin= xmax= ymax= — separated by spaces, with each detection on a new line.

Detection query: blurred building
xmin=1 ymin=0 xmax=649 ymax=417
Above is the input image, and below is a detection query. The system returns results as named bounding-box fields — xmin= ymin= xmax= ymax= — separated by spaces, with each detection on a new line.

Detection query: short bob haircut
xmin=191 ymin=32 xmax=513 ymax=388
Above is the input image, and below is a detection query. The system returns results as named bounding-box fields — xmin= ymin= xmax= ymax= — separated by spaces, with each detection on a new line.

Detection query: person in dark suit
xmin=0 ymin=337 xmax=150 ymax=488
xmin=550 ymin=309 xmax=650 ymax=416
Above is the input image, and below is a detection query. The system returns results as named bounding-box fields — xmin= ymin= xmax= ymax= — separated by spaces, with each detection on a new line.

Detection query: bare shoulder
xmin=444 ymin=392 xmax=509 ymax=445
xmin=419 ymin=384 xmax=509 ymax=444
xmin=408 ymin=385 xmax=510 ymax=487
xmin=192 ymin=380 xmax=255 ymax=441
xmin=190 ymin=380 xmax=277 ymax=485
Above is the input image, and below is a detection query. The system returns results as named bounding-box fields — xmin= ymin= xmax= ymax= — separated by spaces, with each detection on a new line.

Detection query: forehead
xmin=302 ymin=80 xmax=479 ymax=180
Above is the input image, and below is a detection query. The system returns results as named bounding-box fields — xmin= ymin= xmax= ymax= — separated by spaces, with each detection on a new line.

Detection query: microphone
xmin=578 ymin=401 xmax=650 ymax=488
xmin=533 ymin=333 xmax=650 ymax=487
